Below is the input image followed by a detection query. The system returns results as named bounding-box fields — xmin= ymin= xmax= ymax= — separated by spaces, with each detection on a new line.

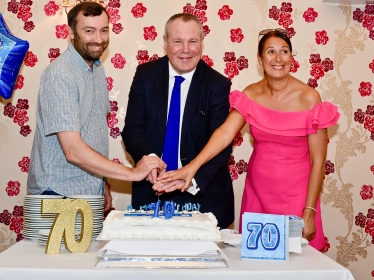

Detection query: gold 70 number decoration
xmin=41 ymin=199 xmax=93 ymax=254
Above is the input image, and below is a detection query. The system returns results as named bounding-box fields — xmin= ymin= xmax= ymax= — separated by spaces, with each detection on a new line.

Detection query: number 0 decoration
xmin=41 ymin=199 xmax=93 ymax=255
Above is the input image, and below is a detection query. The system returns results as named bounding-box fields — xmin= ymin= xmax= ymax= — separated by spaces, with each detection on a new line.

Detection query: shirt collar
xmin=168 ymin=62 xmax=195 ymax=83
xmin=67 ymin=43 xmax=101 ymax=70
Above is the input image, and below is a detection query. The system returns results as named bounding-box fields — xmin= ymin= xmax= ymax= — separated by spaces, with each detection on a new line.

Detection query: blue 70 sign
xmin=241 ymin=213 xmax=289 ymax=261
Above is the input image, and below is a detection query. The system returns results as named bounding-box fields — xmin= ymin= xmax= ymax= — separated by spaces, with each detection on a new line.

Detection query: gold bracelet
xmin=304 ymin=206 xmax=317 ymax=213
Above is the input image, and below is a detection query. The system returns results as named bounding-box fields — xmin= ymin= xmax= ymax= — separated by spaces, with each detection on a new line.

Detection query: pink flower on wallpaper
xmin=110 ymin=127 xmax=121 ymax=138
xmin=17 ymin=4 xmax=32 ymax=22
xmin=110 ymin=100 xmax=118 ymax=112
xmin=227 ymin=154 xmax=235 ymax=166
xmin=107 ymin=111 xmax=118 ymax=128
xmin=18 ymin=156 xmax=30 ymax=173
xmin=0 ymin=210 xmax=12 ymax=225
xmin=232 ymin=131 xmax=243 ymax=146
xmin=20 ymin=125 xmax=32 ymax=137
xmin=111 ymin=53 xmax=126 ymax=69
xmin=303 ymin=7 xmax=318 ymax=23
xmin=108 ymin=0 xmax=120 ymax=8
xmin=371 ymin=165 xmax=374 ymax=174
xmin=15 ymin=75 xmax=25 ymax=90
xmin=315 ymin=30 xmax=329 ymax=45
xmin=224 ymin=52 xmax=236 ymax=62
xmin=307 ymin=78 xmax=318 ymax=89
xmin=107 ymin=7 xmax=121 ymax=24
xmin=10 ymin=216 xmax=23 ymax=234
xmin=218 ymin=5 xmax=233 ymax=21
xmin=16 ymin=99 xmax=29 ymax=110
xmin=24 ymin=51 xmax=38 ymax=67
xmin=281 ymin=2 xmax=293 ymax=13
xmin=195 ymin=0 xmax=207 ymax=10
xmin=365 ymin=218 xmax=374 ymax=237
xmin=370 ymin=30 xmax=374 ymax=40
xmin=310 ymin=63 xmax=325 ymax=80
xmin=6 ymin=181 xmax=21 ymax=196
xmin=183 ymin=3 xmax=195 ymax=14
xmin=290 ymin=57 xmax=299 ymax=73
xmin=364 ymin=115 xmax=374 ymax=132
xmin=143 ymin=26 xmax=157 ymax=41
xmin=286 ymin=27 xmax=296 ymax=38
xmin=236 ymin=159 xmax=248 ymax=175
xmin=367 ymin=105 xmax=374 ymax=115
xmin=354 ymin=8 xmax=365 ymax=22
xmin=369 ymin=59 xmax=374 ymax=73
xmin=324 ymin=160 xmax=335 ymax=175
xmin=202 ymin=55 xmax=214 ymax=67
xmin=360 ymin=184 xmax=373 ymax=200
xmin=24 ymin=21 xmax=35 ymax=32
xmin=112 ymin=23 xmax=123 ymax=34
xmin=13 ymin=109 xmax=29 ymax=126
xmin=8 ymin=0 xmax=20 ymax=14
xmin=368 ymin=208 xmax=374 ymax=219
xmin=321 ymin=58 xmax=334 ymax=72
xmin=149 ymin=54 xmax=159 ymax=61
xmin=44 ymin=1 xmax=59 ymax=16
xmin=236 ymin=56 xmax=248 ymax=71
xmin=3 ymin=103 xmax=16 ymax=118
xmin=228 ymin=165 xmax=238 ymax=181
xmin=193 ymin=10 xmax=207 ymax=24
xmin=269 ymin=6 xmax=280 ymax=20
xmin=131 ymin=3 xmax=147 ymax=18
xmin=107 ymin=77 xmax=114 ymax=91
xmin=371 ymin=132 xmax=374 ymax=141
xmin=355 ymin=212 xmax=367 ymax=228
xmin=136 ymin=50 xmax=149 ymax=61
xmin=224 ymin=61 xmax=239 ymax=79
xmin=230 ymin=28 xmax=244 ymax=43
xmin=203 ymin=25 xmax=210 ymax=36
xmin=55 ymin=24 xmax=68 ymax=39
xmin=309 ymin=53 xmax=321 ymax=64
xmin=12 ymin=205 xmax=24 ymax=217
xmin=16 ymin=234 xmax=24 ymax=242
xmin=48 ymin=48 xmax=61 ymax=63
xmin=362 ymin=14 xmax=374 ymax=31
xmin=320 ymin=237 xmax=330 ymax=253
xmin=364 ymin=4 xmax=374 ymax=14
xmin=359 ymin=81 xmax=372 ymax=96
xmin=354 ymin=109 xmax=365 ymax=124
xmin=112 ymin=158 xmax=123 ymax=164
xmin=278 ymin=12 xmax=293 ymax=28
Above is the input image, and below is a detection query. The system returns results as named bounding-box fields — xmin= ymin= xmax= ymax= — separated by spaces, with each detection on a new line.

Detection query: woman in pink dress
xmin=155 ymin=29 xmax=340 ymax=250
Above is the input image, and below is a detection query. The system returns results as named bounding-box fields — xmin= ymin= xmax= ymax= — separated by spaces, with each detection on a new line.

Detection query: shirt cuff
xmin=186 ymin=178 xmax=200 ymax=195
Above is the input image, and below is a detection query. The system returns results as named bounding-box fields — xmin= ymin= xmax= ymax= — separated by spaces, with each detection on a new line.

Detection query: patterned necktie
xmin=162 ymin=76 xmax=185 ymax=171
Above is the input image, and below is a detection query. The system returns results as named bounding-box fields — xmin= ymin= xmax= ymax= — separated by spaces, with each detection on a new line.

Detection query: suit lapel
xmin=181 ymin=60 xmax=205 ymax=145
xmin=155 ymin=57 xmax=170 ymax=144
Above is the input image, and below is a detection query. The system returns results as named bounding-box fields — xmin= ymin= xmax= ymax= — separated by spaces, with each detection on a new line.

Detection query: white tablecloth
xmin=0 ymin=239 xmax=355 ymax=280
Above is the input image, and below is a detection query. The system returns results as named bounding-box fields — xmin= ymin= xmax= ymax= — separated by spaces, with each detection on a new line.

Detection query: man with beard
xmin=27 ymin=2 xmax=166 ymax=211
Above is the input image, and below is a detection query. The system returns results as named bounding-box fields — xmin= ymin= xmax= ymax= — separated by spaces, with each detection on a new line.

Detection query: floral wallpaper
xmin=0 ymin=0 xmax=374 ymax=278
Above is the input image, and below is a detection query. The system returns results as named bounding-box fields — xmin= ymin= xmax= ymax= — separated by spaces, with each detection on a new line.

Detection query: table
xmin=0 ymin=239 xmax=355 ymax=280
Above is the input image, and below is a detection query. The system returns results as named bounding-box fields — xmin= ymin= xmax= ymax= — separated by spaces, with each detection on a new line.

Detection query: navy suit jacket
xmin=121 ymin=56 xmax=234 ymax=228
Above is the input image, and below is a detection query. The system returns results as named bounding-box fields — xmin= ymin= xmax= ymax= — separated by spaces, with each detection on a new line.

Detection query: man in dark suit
xmin=121 ymin=13 xmax=234 ymax=229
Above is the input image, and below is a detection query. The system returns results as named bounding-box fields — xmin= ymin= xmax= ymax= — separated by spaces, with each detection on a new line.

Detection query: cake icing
xmin=100 ymin=210 xmax=221 ymax=240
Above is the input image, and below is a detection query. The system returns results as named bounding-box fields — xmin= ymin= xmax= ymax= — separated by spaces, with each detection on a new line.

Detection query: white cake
xmin=100 ymin=210 xmax=221 ymax=240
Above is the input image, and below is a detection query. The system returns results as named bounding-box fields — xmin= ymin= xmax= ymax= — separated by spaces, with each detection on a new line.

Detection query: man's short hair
xmin=67 ymin=2 xmax=109 ymax=35
xmin=164 ymin=13 xmax=203 ymax=40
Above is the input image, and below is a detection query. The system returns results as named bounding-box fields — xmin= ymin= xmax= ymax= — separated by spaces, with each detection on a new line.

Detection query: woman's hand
xmin=154 ymin=163 xmax=198 ymax=193
xmin=301 ymin=208 xmax=316 ymax=241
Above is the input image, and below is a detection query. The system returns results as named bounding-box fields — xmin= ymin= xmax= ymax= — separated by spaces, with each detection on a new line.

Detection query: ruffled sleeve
xmin=229 ymin=90 xmax=340 ymax=136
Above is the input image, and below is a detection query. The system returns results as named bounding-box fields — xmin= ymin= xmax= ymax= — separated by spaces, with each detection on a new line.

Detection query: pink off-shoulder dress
xmin=229 ymin=90 xmax=340 ymax=250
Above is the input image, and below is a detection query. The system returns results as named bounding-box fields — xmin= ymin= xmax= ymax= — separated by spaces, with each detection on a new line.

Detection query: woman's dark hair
xmin=258 ymin=30 xmax=292 ymax=55
xmin=67 ymin=2 xmax=109 ymax=35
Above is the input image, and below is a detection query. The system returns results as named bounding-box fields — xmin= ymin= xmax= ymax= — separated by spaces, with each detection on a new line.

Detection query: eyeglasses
xmin=258 ymin=28 xmax=289 ymax=41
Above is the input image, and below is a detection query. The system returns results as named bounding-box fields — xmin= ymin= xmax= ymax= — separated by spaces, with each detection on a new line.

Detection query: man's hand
xmin=131 ymin=156 xmax=167 ymax=182
xmin=103 ymin=182 xmax=112 ymax=212
xmin=152 ymin=179 xmax=186 ymax=194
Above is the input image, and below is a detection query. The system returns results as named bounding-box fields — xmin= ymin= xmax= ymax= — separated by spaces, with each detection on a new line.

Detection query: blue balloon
xmin=0 ymin=13 xmax=29 ymax=99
